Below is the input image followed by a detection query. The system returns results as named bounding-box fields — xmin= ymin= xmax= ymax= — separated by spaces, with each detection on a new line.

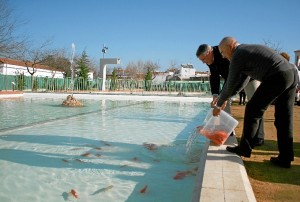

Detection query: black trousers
xmin=240 ymin=68 xmax=298 ymax=161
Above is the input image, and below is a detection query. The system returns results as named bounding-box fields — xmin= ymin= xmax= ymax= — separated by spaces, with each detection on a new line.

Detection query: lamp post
xmin=70 ymin=43 xmax=75 ymax=96
xmin=102 ymin=44 xmax=108 ymax=58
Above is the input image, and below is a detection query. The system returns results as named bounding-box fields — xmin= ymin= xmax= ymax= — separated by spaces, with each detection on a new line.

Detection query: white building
xmin=0 ymin=58 xmax=64 ymax=79
xmin=179 ymin=64 xmax=195 ymax=79
xmin=152 ymin=71 xmax=174 ymax=84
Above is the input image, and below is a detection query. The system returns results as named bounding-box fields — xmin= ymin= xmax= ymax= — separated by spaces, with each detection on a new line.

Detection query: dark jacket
xmin=208 ymin=46 xmax=230 ymax=95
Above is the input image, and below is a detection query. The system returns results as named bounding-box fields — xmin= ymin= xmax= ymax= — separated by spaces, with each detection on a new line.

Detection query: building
xmin=179 ymin=64 xmax=196 ymax=79
xmin=167 ymin=64 xmax=210 ymax=81
xmin=0 ymin=58 xmax=64 ymax=78
xmin=294 ymin=50 xmax=300 ymax=69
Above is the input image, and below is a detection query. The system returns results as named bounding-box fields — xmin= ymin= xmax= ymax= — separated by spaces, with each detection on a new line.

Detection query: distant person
xmin=280 ymin=52 xmax=300 ymax=105
xmin=196 ymin=44 xmax=264 ymax=145
xmin=239 ymin=89 xmax=246 ymax=105
xmin=212 ymin=37 xmax=298 ymax=168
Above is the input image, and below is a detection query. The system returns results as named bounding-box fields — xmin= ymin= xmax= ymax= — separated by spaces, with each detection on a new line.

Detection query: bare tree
xmin=125 ymin=60 xmax=160 ymax=79
xmin=167 ymin=60 xmax=179 ymax=72
xmin=143 ymin=60 xmax=160 ymax=73
xmin=263 ymin=39 xmax=282 ymax=53
xmin=21 ymin=40 xmax=53 ymax=91
xmin=0 ymin=0 xmax=27 ymax=58
xmin=43 ymin=48 xmax=71 ymax=77
xmin=126 ymin=61 xmax=139 ymax=79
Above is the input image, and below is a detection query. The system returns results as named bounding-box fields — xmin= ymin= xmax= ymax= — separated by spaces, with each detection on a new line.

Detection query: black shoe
xmin=226 ymin=146 xmax=251 ymax=158
xmin=270 ymin=157 xmax=291 ymax=168
xmin=230 ymin=131 xmax=235 ymax=136
xmin=254 ymin=139 xmax=264 ymax=146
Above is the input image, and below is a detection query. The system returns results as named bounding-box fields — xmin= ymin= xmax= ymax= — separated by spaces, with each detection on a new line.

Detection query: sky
xmin=8 ymin=0 xmax=300 ymax=72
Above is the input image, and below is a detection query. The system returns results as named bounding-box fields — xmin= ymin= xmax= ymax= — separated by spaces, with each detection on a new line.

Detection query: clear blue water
xmin=0 ymin=96 xmax=209 ymax=202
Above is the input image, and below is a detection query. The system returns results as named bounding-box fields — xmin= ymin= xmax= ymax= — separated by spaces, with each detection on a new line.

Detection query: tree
xmin=167 ymin=60 xmax=179 ymax=72
xmin=263 ymin=39 xmax=282 ymax=53
xmin=110 ymin=68 xmax=117 ymax=91
xmin=125 ymin=59 xmax=160 ymax=80
xmin=144 ymin=67 xmax=153 ymax=91
xmin=76 ymin=50 xmax=90 ymax=80
xmin=0 ymin=0 xmax=26 ymax=58
xmin=75 ymin=50 xmax=90 ymax=90
xmin=21 ymin=40 xmax=52 ymax=91
xmin=42 ymin=49 xmax=71 ymax=77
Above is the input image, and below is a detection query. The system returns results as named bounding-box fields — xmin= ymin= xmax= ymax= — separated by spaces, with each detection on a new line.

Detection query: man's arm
xmin=209 ymin=67 xmax=221 ymax=95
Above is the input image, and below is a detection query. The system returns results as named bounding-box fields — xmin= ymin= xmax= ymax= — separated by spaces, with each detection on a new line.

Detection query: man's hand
xmin=210 ymin=95 xmax=218 ymax=108
xmin=212 ymin=106 xmax=221 ymax=116
xmin=211 ymin=99 xmax=228 ymax=116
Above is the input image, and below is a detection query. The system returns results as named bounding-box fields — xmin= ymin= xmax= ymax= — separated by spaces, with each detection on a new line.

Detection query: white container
xmin=199 ymin=109 xmax=238 ymax=145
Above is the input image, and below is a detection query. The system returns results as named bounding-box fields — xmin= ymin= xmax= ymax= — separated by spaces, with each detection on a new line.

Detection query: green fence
xmin=0 ymin=74 xmax=212 ymax=93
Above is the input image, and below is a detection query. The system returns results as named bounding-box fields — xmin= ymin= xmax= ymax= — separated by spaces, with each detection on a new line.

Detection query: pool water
xmin=0 ymin=96 xmax=209 ymax=202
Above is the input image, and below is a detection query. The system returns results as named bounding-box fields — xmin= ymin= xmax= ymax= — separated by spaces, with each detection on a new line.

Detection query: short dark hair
xmin=196 ymin=44 xmax=210 ymax=57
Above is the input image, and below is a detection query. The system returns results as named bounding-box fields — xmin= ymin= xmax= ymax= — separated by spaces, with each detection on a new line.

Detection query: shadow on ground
xmin=234 ymin=138 xmax=300 ymax=186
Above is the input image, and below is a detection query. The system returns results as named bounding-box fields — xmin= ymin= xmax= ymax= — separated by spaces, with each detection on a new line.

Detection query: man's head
xmin=280 ymin=52 xmax=290 ymax=62
xmin=196 ymin=44 xmax=214 ymax=65
xmin=218 ymin=36 xmax=238 ymax=61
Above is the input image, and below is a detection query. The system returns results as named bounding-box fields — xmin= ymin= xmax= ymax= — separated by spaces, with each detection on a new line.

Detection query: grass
xmin=231 ymin=102 xmax=300 ymax=202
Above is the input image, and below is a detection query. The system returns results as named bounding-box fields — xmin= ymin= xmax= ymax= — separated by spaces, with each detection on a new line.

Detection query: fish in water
xmin=140 ymin=185 xmax=148 ymax=194
xmin=131 ymin=157 xmax=141 ymax=162
xmin=101 ymin=140 xmax=111 ymax=146
xmin=75 ymin=159 xmax=84 ymax=163
xmin=81 ymin=152 xmax=91 ymax=157
xmin=90 ymin=185 xmax=113 ymax=195
xmin=143 ymin=142 xmax=158 ymax=151
xmin=69 ymin=189 xmax=79 ymax=198
xmin=173 ymin=172 xmax=187 ymax=180
xmin=62 ymin=159 xmax=69 ymax=163
xmin=173 ymin=169 xmax=196 ymax=180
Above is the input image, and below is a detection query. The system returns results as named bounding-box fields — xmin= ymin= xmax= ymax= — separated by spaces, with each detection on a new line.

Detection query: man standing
xmin=196 ymin=44 xmax=264 ymax=145
xmin=213 ymin=37 xmax=298 ymax=168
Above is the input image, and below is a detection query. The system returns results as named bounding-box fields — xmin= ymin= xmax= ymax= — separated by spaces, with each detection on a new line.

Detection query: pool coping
xmin=3 ymin=92 xmax=256 ymax=201
xmin=196 ymin=136 xmax=256 ymax=202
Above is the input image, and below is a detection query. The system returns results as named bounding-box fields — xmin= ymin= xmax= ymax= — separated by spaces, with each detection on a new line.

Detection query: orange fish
xmin=140 ymin=185 xmax=148 ymax=194
xmin=173 ymin=172 xmax=187 ymax=180
xmin=81 ymin=152 xmax=91 ymax=157
xmin=201 ymin=129 xmax=229 ymax=145
xmin=69 ymin=189 xmax=79 ymax=198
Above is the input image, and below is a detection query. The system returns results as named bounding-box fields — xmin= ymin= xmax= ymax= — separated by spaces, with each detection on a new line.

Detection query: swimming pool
xmin=0 ymin=93 xmax=210 ymax=202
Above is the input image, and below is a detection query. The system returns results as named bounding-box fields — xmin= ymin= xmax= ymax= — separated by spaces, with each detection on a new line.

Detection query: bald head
xmin=218 ymin=36 xmax=239 ymax=61
xmin=219 ymin=36 xmax=238 ymax=47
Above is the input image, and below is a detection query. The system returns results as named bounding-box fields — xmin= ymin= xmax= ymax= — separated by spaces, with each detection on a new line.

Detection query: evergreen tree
xmin=76 ymin=50 xmax=90 ymax=80
xmin=110 ymin=68 xmax=117 ymax=90
xmin=75 ymin=50 xmax=90 ymax=90
xmin=144 ymin=67 xmax=153 ymax=91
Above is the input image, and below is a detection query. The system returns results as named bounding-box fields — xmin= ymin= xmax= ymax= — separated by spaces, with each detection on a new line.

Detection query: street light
xmin=102 ymin=44 xmax=108 ymax=58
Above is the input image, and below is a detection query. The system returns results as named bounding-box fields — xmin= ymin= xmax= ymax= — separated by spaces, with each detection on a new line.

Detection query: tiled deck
xmin=199 ymin=136 xmax=256 ymax=202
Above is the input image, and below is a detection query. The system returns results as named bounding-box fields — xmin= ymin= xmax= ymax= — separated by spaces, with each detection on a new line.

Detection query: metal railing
xmin=0 ymin=74 xmax=212 ymax=94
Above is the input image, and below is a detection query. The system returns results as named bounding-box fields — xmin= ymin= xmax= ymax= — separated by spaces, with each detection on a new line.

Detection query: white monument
xmin=99 ymin=58 xmax=121 ymax=91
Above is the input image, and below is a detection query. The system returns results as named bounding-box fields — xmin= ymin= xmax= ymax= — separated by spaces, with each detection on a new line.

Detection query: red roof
xmin=0 ymin=58 xmax=62 ymax=72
